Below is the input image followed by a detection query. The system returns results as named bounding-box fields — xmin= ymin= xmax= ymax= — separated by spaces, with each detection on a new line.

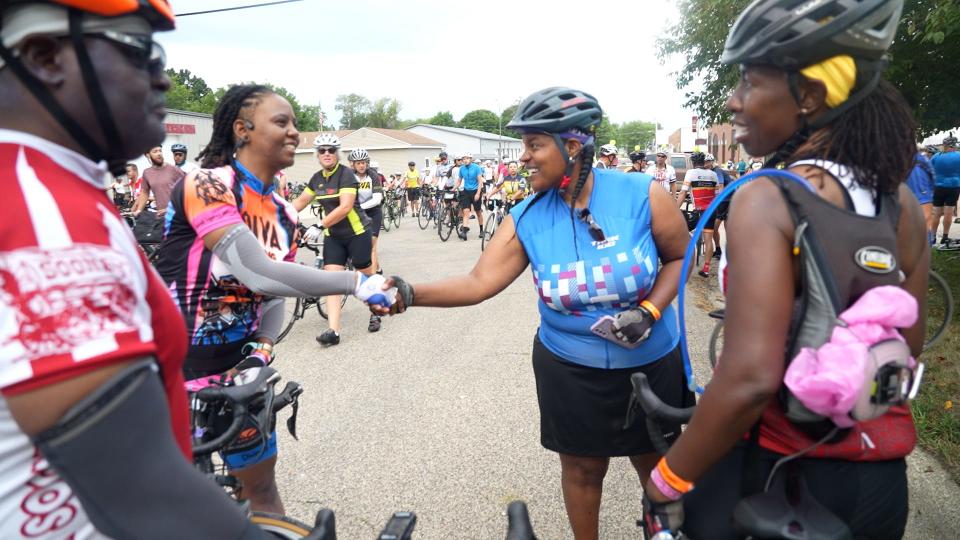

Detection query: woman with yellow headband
xmin=639 ymin=1 xmax=930 ymax=538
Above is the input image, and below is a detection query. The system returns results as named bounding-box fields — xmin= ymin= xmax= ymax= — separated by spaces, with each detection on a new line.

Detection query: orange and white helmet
xmin=5 ymin=0 xmax=176 ymax=30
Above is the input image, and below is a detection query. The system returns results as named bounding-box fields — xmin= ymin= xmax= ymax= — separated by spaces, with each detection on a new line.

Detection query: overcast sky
xmin=159 ymin=0 xmax=697 ymax=131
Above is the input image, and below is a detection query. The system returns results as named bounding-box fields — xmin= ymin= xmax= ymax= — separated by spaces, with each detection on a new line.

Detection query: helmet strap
xmin=0 ymin=20 xmax=109 ymax=169
xmin=68 ymin=9 xmax=126 ymax=176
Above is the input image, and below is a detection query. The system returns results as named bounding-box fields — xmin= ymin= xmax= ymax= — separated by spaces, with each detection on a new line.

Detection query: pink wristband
xmin=650 ymin=466 xmax=684 ymax=501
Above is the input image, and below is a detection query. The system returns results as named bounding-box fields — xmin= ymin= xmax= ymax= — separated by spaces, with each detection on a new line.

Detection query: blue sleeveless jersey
xmin=511 ymin=168 xmax=679 ymax=369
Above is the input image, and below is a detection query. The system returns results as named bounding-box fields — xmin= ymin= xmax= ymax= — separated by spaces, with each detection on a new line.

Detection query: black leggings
xmin=682 ymin=442 xmax=908 ymax=540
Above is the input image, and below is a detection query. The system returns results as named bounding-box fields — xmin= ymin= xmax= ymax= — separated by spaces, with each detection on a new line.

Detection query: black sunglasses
xmin=89 ymin=31 xmax=166 ymax=77
xmin=317 ymin=147 xmax=338 ymax=155
xmin=578 ymin=208 xmax=606 ymax=243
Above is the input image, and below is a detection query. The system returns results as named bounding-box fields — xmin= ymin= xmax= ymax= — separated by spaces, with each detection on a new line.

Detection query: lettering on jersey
xmin=0 ymin=245 xmax=137 ymax=362
xmin=855 ymin=246 xmax=896 ymax=274
xmin=241 ymin=212 xmax=283 ymax=251
xmin=20 ymin=448 xmax=80 ymax=537
xmin=593 ymin=235 xmax=620 ymax=250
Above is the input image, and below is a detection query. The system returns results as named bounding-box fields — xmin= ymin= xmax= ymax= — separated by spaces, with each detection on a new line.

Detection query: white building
xmin=405 ymin=124 xmax=523 ymax=162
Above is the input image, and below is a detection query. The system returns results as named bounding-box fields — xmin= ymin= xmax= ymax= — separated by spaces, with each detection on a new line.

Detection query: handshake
xmin=352 ymin=273 xmax=413 ymax=314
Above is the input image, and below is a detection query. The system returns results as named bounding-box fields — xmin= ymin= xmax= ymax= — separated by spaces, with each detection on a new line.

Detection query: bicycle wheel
xmin=382 ymin=204 xmax=393 ymax=232
xmin=481 ymin=213 xmax=497 ymax=251
xmin=418 ymin=203 xmax=430 ymax=230
xmin=250 ymin=511 xmax=312 ymax=539
xmin=277 ymin=297 xmax=306 ymax=344
xmin=708 ymin=320 xmax=724 ymax=369
xmin=925 ymin=269 xmax=954 ymax=351
xmin=438 ymin=207 xmax=453 ymax=242
xmin=392 ymin=203 xmax=402 ymax=228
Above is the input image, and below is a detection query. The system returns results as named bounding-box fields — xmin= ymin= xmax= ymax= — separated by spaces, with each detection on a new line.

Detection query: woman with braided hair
xmin=155 ymin=84 xmax=393 ymax=514
xmin=377 ymin=87 xmax=692 ymax=539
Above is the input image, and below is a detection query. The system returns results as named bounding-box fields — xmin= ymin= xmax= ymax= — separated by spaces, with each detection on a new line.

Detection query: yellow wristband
xmin=640 ymin=300 xmax=661 ymax=321
xmin=656 ymin=457 xmax=694 ymax=494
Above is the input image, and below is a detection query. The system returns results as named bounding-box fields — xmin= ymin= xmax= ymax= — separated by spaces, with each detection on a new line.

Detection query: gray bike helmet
xmin=943 ymin=135 xmax=958 ymax=148
xmin=506 ymin=87 xmax=602 ymax=136
xmin=171 ymin=143 xmax=187 ymax=153
xmin=348 ymin=148 xmax=370 ymax=162
xmin=722 ymin=0 xmax=903 ymax=71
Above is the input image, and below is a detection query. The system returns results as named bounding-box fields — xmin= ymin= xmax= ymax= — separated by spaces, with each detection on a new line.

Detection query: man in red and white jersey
xmin=0 ymin=2 xmax=278 ymax=538
xmin=677 ymin=151 xmax=720 ymax=277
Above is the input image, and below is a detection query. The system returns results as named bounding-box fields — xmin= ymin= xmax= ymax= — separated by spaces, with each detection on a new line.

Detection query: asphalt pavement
xmin=272 ymin=211 xmax=958 ymax=539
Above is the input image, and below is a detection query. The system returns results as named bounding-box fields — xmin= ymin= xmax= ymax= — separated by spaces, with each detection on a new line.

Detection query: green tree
xmin=594 ymin=116 xmax=620 ymax=152
xmin=367 ymin=98 xmax=402 ymax=129
xmin=335 ymin=93 xmax=371 ymax=129
xmin=427 ymin=111 xmax=457 ymax=127
xmin=500 ymin=103 xmax=521 ymax=139
xmin=617 ymin=120 xmax=657 ymax=152
xmin=657 ymin=0 xmax=960 ymax=135
xmin=459 ymin=109 xmax=500 ymax=134
xmin=164 ymin=68 xmax=217 ymax=113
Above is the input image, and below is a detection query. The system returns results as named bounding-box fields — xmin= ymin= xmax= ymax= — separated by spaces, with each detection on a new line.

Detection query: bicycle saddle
xmin=733 ymin=470 xmax=852 ymax=540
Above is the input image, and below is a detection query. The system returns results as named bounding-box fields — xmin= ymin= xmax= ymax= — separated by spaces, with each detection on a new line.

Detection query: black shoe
xmin=713 ymin=248 xmax=722 ymax=259
xmin=316 ymin=329 xmax=340 ymax=345
xmin=368 ymin=314 xmax=382 ymax=333
xmin=698 ymin=268 xmax=710 ymax=278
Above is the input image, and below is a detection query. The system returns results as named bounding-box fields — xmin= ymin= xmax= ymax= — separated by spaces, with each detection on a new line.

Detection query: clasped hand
xmin=611 ymin=305 xmax=656 ymax=344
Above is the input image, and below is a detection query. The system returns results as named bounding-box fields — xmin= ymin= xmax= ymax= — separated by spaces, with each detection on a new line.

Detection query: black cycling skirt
xmin=532 ymin=335 xmax=694 ymax=457
xmin=365 ymin=206 xmax=382 ymax=238
xmin=683 ymin=442 xmax=908 ymax=539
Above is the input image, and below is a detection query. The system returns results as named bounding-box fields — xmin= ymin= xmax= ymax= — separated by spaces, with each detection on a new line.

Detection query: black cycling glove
xmin=612 ymin=305 xmax=657 ymax=344
xmin=641 ymin=492 xmax=685 ymax=539
xmin=390 ymin=275 xmax=415 ymax=313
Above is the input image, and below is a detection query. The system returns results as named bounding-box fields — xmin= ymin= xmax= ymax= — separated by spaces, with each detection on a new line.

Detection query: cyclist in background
xmin=931 ymin=135 xmax=960 ymax=248
xmin=595 ymin=143 xmax=618 ymax=169
xmin=292 ymin=134 xmax=376 ymax=346
xmin=351 ymin=148 xmax=387 ymax=332
xmin=0 ymin=2 xmax=328 ymax=538
xmin=705 ymin=153 xmax=732 ymax=260
xmin=457 ymin=153 xmax=485 ymax=240
xmin=645 ymin=150 xmax=677 ymax=194
xmin=490 ymin=161 xmax=527 ymax=207
xmin=171 ymin=141 xmax=199 ymax=174
xmin=627 ymin=150 xmax=646 ymax=173
xmin=404 ymin=160 xmax=421 ymax=216
xmin=906 ymin=148 xmax=936 ymax=245
xmin=677 ymin=151 xmax=719 ymax=276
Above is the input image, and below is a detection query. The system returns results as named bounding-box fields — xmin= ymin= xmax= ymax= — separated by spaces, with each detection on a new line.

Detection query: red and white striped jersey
xmin=0 ymin=130 xmax=190 ymax=539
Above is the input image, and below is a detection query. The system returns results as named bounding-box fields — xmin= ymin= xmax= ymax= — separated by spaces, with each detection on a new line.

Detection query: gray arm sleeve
xmin=34 ymin=359 xmax=272 ymax=540
xmin=254 ymin=297 xmax=285 ymax=343
xmin=212 ymin=224 xmax=356 ymax=298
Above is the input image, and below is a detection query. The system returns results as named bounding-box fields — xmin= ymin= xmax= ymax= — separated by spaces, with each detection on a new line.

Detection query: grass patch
xmin=913 ymin=250 xmax=960 ymax=482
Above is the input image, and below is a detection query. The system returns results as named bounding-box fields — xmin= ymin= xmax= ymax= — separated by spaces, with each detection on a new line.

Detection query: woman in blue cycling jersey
xmin=382 ymin=87 xmax=692 ymax=539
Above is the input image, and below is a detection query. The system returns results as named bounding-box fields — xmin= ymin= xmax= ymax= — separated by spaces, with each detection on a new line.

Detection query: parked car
xmin=669 ymin=153 xmax=692 ymax=183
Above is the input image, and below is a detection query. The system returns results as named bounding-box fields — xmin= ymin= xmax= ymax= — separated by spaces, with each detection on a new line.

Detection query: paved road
xmin=272 ymin=212 xmax=958 ymax=539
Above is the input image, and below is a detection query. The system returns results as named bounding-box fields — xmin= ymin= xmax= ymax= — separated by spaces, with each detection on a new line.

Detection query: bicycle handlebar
xmin=626 ymin=373 xmax=696 ymax=455
xmin=505 ymin=501 xmax=536 ymax=540
xmin=190 ymin=368 xmax=300 ymax=458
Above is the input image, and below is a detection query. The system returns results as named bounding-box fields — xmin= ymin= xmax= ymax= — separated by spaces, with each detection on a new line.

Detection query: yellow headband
xmin=800 ymin=55 xmax=857 ymax=109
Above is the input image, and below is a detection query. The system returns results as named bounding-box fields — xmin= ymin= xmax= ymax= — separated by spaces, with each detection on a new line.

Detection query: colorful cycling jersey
xmin=305 ymin=163 xmax=370 ymax=238
xmin=405 ymin=169 xmax=420 ymax=188
xmin=683 ymin=167 xmax=719 ymax=210
xmin=357 ymin=172 xmax=384 ymax=208
xmin=511 ymin=168 xmax=679 ymax=369
xmin=931 ymin=150 xmax=960 ymax=188
xmin=459 ymin=162 xmax=483 ymax=191
xmin=156 ymin=162 xmax=298 ymax=352
xmin=500 ymin=175 xmax=526 ymax=199
xmin=0 ymin=130 xmax=191 ymax=539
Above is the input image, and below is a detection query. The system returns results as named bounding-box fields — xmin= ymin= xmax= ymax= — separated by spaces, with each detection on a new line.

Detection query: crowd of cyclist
xmin=0 ymin=0 xmax=950 ymax=539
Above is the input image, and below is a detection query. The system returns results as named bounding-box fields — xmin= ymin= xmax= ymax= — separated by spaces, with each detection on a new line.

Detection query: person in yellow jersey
xmin=292 ymin=133 xmax=375 ymax=346
xmin=405 ymin=160 xmax=422 ymax=216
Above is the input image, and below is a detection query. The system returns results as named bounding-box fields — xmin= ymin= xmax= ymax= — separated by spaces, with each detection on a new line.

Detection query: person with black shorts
xmin=378 ymin=88 xmax=693 ymax=539
xmin=931 ymin=135 xmax=960 ymax=247
xmin=350 ymin=148 xmax=387 ymax=332
xmin=292 ymin=134 xmax=374 ymax=345
xmin=456 ymin=153 xmax=485 ymax=240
